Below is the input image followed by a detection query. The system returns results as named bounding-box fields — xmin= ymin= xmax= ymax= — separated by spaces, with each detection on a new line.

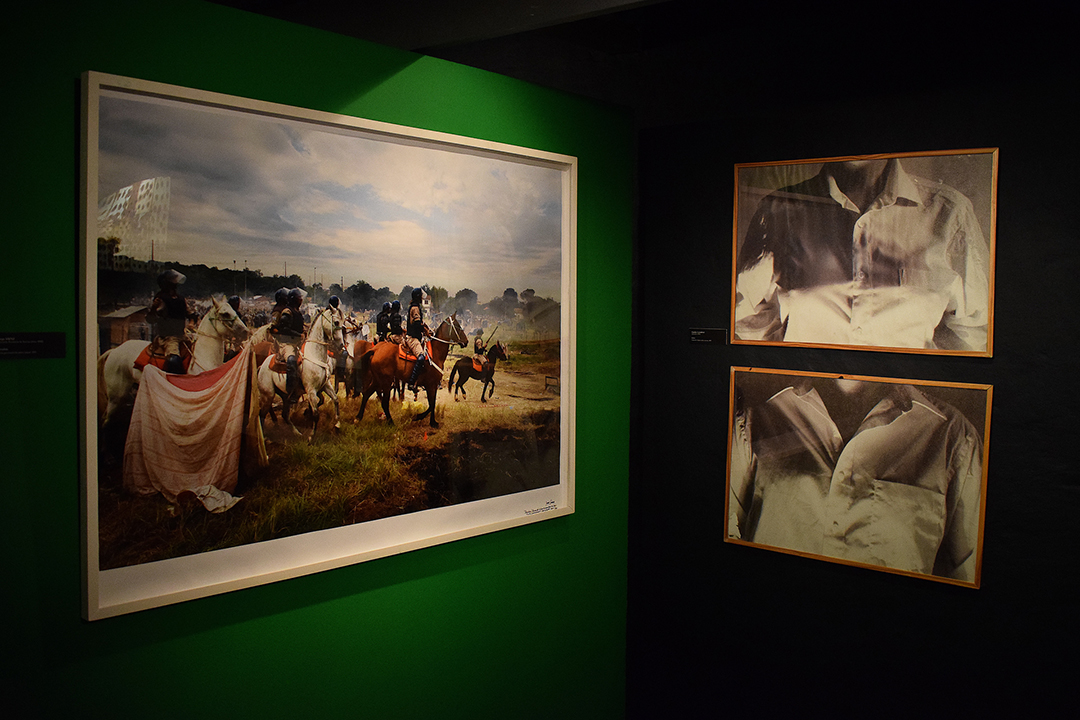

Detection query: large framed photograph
xmin=726 ymin=367 xmax=991 ymax=587
xmin=732 ymin=149 xmax=998 ymax=355
xmin=81 ymin=72 xmax=576 ymax=620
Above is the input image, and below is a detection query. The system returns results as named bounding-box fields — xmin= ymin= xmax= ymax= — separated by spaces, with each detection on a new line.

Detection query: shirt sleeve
xmin=934 ymin=420 xmax=983 ymax=581
xmin=728 ymin=406 xmax=756 ymax=540
xmin=734 ymin=201 xmax=786 ymax=341
xmin=940 ymin=196 xmax=991 ymax=351
xmin=734 ymin=255 xmax=784 ymax=341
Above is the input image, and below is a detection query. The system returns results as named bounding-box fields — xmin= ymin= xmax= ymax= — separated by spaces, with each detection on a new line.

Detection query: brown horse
xmin=448 ymin=341 xmax=508 ymax=402
xmin=354 ymin=313 xmax=468 ymax=428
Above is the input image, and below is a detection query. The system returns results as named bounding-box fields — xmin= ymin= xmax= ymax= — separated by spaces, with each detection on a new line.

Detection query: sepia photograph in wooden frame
xmin=732 ymin=148 xmax=997 ymax=356
xmin=726 ymin=366 xmax=991 ymax=588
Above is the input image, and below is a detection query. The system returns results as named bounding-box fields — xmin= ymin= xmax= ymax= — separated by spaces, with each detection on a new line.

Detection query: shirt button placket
xmin=851 ymin=218 xmax=870 ymax=335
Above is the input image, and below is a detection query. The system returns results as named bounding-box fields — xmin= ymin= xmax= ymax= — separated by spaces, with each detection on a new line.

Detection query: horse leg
xmin=281 ymin=389 xmax=302 ymax=437
xmin=354 ymin=385 xmax=376 ymax=424
xmin=326 ymin=375 xmax=341 ymax=431
xmin=305 ymin=386 xmax=321 ymax=444
xmin=424 ymin=383 xmax=439 ymax=428
xmin=379 ymin=388 xmax=394 ymax=425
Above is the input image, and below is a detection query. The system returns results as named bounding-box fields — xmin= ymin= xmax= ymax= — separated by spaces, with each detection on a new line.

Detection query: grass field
xmin=97 ymin=363 xmax=561 ymax=570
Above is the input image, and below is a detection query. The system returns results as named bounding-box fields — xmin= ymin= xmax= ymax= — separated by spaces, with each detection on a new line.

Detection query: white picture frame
xmin=81 ymin=71 xmax=577 ymax=620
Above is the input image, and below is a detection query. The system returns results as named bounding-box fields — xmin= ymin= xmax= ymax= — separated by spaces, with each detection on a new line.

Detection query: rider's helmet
xmin=287 ymin=287 xmax=307 ymax=307
xmin=157 ymin=269 xmax=186 ymax=288
xmin=382 ymin=301 xmax=392 ymax=312
xmin=475 ymin=328 xmax=483 ymax=336
xmin=328 ymin=295 xmax=340 ymax=309
xmin=274 ymin=287 xmax=288 ymax=305
xmin=227 ymin=295 xmax=241 ymax=313
xmin=391 ymin=300 xmax=401 ymax=312
xmin=411 ymin=287 xmax=424 ymax=303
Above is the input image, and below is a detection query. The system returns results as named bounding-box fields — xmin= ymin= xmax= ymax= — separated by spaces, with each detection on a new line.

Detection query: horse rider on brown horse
xmin=404 ymin=287 xmax=431 ymax=391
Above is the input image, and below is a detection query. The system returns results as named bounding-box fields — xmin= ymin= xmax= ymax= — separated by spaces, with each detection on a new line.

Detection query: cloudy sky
xmin=97 ymin=90 xmax=565 ymax=303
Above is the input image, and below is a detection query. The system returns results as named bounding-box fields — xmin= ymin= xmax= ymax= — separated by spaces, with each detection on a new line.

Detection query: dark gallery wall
xmin=1 ymin=2 xmax=631 ymax=718
xmin=629 ymin=8 xmax=1080 ymax=717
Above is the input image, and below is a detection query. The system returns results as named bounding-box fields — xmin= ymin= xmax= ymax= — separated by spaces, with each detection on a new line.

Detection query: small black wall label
xmin=689 ymin=328 xmax=728 ymax=344
xmin=0 ymin=332 xmax=66 ymax=360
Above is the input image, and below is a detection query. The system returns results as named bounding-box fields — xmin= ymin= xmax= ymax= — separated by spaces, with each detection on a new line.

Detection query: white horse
xmin=97 ymin=295 xmax=249 ymax=428
xmin=341 ymin=317 xmax=374 ymax=397
xmin=257 ymin=307 xmax=344 ymax=443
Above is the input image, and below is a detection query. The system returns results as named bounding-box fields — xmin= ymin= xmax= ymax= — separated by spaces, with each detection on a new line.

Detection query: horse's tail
xmin=97 ymin=349 xmax=110 ymax=424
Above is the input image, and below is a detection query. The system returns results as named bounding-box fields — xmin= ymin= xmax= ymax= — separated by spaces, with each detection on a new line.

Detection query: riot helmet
xmin=287 ymin=287 xmax=307 ymax=307
xmin=157 ymin=269 xmax=186 ymax=287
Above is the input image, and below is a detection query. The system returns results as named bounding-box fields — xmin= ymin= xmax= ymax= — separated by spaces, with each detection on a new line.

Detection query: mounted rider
xmin=388 ymin=300 xmax=404 ymax=344
xmin=376 ymin=301 xmax=392 ymax=342
xmin=147 ymin=268 xmax=197 ymax=374
xmin=271 ymin=287 xmax=307 ymax=394
xmin=473 ymin=328 xmax=487 ymax=357
xmin=327 ymin=295 xmax=344 ymax=324
xmin=404 ymin=287 xmax=431 ymax=391
xmin=269 ymin=287 xmax=289 ymax=325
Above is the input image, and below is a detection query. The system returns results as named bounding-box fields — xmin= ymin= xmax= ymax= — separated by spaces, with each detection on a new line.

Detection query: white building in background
xmin=97 ymin=177 xmax=170 ymax=261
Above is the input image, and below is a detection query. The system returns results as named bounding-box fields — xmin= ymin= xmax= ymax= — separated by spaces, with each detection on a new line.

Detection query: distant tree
xmin=454 ymin=288 xmax=478 ymax=309
xmin=398 ymin=285 xmax=415 ymax=306
xmin=428 ymin=286 xmax=448 ymax=312
xmin=486 ymin=288 xmax=521 ymax=319
xmin=347 ymin=279 xmax=379 ymax=309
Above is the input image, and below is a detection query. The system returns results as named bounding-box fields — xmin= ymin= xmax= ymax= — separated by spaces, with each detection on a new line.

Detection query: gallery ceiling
xmin=206 ymin=0 xmax=711 ymax=125
xmin=208 ymin=0 xmax=663 ymax=52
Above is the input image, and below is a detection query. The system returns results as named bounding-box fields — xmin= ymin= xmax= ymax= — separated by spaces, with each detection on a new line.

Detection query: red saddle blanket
xmin=397 ymin=340 xmax=432 ymax=363
xmin=134 ymin=342 xmax=192 ymax=373
xmin=472 ymin=358 xmax=484 ymax=373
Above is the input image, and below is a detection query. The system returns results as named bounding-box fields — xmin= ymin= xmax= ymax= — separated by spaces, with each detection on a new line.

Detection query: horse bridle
xmin=197 ymin=303 xmax=244 ymax=341
xmin=296 ymin=308 xmax=341 ymax=371
xmin=428 ymin=316 xmax=466 ymax=346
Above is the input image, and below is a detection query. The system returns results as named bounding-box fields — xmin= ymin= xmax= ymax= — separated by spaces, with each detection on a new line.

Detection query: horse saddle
xmin=472 ymin=357 xmax=485 ymax=373
xmin=267 ymin=352 xmax=304 ymax=374
xmin=397 ymin=340 xmax=432 ymax=363
xmin=134 ymin=340 xmax=191 ymax=372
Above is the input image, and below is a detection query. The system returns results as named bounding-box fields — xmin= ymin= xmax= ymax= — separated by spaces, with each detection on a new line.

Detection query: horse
xmin=256 ymin=306 xmax=344 ymax=443
xmin=447 ymin=341 xmax=509 ymax=402
xmin=341 ymin=318 xmax=374 ymax=398
xmin=97 ymin=294 xmax=249 ymax=429
xmin=353 ymin=313 xmax=468 ymax=429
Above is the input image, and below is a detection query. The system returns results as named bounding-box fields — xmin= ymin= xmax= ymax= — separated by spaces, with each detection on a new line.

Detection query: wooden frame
xmin=726 ymin=367 xmax=991 ymax=587
xmin=80 ymin=72 xmax=577 ymax=619
xmin=732 ymin=149 xmax=998 ymax=356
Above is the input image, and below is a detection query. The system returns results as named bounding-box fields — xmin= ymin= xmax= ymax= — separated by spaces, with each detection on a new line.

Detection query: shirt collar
xmin=823 ymin=159 xmax=922 ymax=213
xmin=768 ymin=382 xmax=946 ymax=436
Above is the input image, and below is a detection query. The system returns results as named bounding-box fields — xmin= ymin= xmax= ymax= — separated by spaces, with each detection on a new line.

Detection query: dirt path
xmin=448 ymin=366 xmax=560 ymax=409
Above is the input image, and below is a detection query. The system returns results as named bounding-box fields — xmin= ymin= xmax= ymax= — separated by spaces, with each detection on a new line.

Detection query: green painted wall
xmin=1 ymin=2 xmax=631 ymax=717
